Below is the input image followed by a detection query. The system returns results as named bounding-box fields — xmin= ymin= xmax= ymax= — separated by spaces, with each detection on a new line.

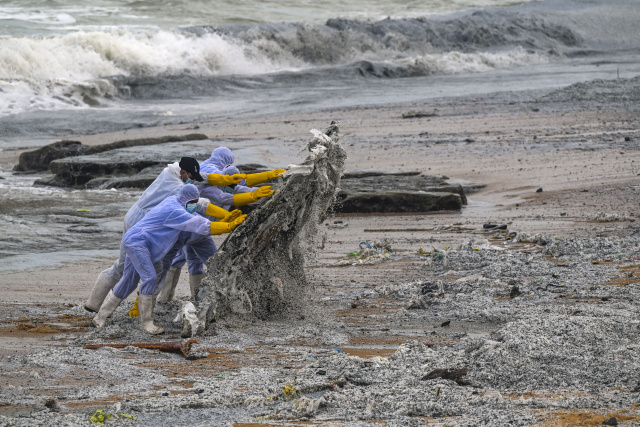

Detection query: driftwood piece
xmin=84 ymin=339 xmax=199 ymax=357
xmin=421 ymin=367 xmax=471 ymax=385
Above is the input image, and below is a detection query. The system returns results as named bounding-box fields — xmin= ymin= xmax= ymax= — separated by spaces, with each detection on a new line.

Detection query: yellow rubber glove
xmin=128 ymin=297 xmax=139 ymax=317
xmin=253 ymin=186 xmax=273 ymax=199
xmin=205 ymin=203 xmax=232 ymax=220
xmin=205 ymin=173 xmax=247 ymax=186
xmin=209 ymin=215 xmax=247 ymax=235
xmin=245 ymin=169 xmax=286 ymax=186
xmin=228 ymin=215 xmax=247 ymax=231
xmin=220 ymin=209 xmax=243 ymax=222
xmin=233 ymin=192 xmax=258 ymax=207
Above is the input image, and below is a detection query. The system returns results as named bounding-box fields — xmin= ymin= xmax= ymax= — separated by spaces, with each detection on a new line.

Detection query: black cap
xmin=178 ymin=157 xmax=203 ymax=182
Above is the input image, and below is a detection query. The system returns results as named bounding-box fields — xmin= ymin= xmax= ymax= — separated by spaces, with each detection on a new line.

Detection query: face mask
xmin=185 ymin=178 xmax=194 ymax=185
xmin=186 ymin=203 xmax=197 ymax=214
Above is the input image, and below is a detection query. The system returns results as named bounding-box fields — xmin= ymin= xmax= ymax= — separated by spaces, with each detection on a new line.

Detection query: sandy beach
xmin=2 ymin=76 xmax=640 ymax=425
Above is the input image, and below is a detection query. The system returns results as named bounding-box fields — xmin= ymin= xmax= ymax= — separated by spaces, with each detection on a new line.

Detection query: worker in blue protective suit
xmin=92 ymin=184 xmax=246 ymax=334
xmin=156 ymin=148 xmax=285 ymax=301
xmin=84 ymin=156 xmax=247 ymax=313
xmin=156 ymin=155 xmax=285 ymax=302
xmin=157 ymin=165 xmax=274 ymax=301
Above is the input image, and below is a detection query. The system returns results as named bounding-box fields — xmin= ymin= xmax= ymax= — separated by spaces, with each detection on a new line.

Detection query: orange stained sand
xmin=538 ymin=410 xmax=640 ymax=426
xmin=16 ymin=323 xmax=78 ymax=333
xmin=601 ymin=264 xmax=640 ymax=286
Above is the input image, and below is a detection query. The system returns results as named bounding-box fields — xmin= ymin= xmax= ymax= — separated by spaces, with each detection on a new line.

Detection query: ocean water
xmin=1 ymin=0 xmax=640 ymax=148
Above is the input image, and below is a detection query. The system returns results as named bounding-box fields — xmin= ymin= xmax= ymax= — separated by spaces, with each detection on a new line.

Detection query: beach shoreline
xmin=2 ymin=82 xmax=640 ymax=425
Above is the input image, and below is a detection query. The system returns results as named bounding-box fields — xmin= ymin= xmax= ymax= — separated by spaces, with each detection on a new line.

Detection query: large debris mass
xmin=188 ymin=122 xmax=347 ymax=335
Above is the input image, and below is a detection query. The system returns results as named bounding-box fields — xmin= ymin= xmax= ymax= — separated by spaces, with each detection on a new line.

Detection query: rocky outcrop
xmin=14 ymin=140 xmax=85 ymax=172
xmin=336 ymin=191 xmax=462 ymax=213
xmin=15 ymin=134 xmax=208 ymax=173
xmin=335 ymin=172 xmax=466 ymax=213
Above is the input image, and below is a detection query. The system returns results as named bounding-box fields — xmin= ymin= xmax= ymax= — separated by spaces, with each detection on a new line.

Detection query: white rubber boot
xmin=189 ymin=273 xmax=205 ymax=297
xmin=139 ymin=294 xmax=164 ymax=335
xmin=92 ymin=291 xmax=122 ymax=328
xmin=156 ymin=266 xmax=182 ymax=302
xmin=84 ymin=270 xmax=119 ymax=313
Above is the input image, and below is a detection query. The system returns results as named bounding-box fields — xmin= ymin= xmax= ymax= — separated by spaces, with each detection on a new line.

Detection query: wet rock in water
xmin=15 ymin=134 xmax=208 ymax=173
xmin=187 ymin=122 xmax=346 ymax=336
xmin=83 ymin=165 xmax=165 ymax=189
xmin=35 ymin=135 xmax=211 ymax=188
xmin=14 ymin=140 xmax=85 ymax=172
xmin=335 ymin=172 xmax=466 ymax=213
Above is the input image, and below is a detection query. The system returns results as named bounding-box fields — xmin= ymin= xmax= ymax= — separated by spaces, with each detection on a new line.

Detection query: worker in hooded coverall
xmin=92 ymin=184 xmax=246 ymax=334
xmin=84 ymin=156 xmax=246 ymax=313
xmin=156 ymin=147 xmax=285 ymax=302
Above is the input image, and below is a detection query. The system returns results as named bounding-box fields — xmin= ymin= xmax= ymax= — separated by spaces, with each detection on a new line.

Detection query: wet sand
xmin=2 ymin=84 xmax=640 ymax=425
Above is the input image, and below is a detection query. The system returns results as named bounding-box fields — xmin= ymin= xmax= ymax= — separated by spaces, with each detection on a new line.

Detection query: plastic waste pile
xmin=185 ymin=122 xmax=346 ymax=336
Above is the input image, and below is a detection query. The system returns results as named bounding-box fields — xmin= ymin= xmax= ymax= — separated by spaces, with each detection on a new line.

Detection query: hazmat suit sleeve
xmin=163 ymin=209 xmax=213 ymax=236
xmin=199 ymin=185 xmax=234 ymax=208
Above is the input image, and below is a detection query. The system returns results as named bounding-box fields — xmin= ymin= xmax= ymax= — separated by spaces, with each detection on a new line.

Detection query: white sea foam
xmin=0 ymin=29 xmax=298 ymax=115
xmin=404 ymin=48 xmax=549 ymax=75
xmin=0 ymin=7 xmax=77 ymax=26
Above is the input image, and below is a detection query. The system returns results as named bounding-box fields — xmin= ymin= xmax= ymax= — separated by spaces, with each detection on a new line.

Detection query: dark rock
xmin=36 ymin=135 xmax=211 ymax=188
xmin=483 ymin=223 xmax=507 ymax=230
xmin=15 ymin=134 xmax=208 ymax=173
xmin=44 ymin=398 xmax=60 ymax=411
xmin=335 ymin=191 xmax=462 ymax=214
xmin=510 ymin=286 xmax=522 ymax=298
xmin=536 ymin=187 xmax=543 ymax=192
xmin=603 ymin=417 xmax=618 ymax=426
xmin=402 ymin=110 xmax=438 ymax=118
xmin=338 ymin=172 xmax=467 ymax=206
xmin=14 ymin=140 xmax=85 ymax=172
xmin=441 ymin=320 xmax=451 ymax=327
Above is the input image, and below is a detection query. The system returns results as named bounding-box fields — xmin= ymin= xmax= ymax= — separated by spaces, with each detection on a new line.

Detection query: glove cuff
xmin=205 ymin=203 xmax=230 ymax=220
xmin=233 ymin=192 xmax=258 ymax=207
xmin=210 ymin=221 xmax=232 ymax=235
xmin=245 ymin=171 xmax=270 ymax=187
xmin=208 ymin=174 xmax=233 ymax=186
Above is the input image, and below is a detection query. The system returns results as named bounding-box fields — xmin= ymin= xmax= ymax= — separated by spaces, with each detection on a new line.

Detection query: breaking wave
xmin=0 ymin=9 xmax=588 ymax=115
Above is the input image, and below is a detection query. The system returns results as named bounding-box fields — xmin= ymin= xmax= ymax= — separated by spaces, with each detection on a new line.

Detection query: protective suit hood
xmin=223 ymin=165 xmax=240 ymax=176
xmin=201 ymin=147 xmax=234 ymax=173
xmin=178 ymin=184 xmax=200 ymax=207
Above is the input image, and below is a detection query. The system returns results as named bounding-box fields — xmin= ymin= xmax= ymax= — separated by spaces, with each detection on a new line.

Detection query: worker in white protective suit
xmin=84 ymin=156 xmax=246 ymax=313
xmin=92 ymin=184 xmax=245 ymax=334
xmin=157 ymin=147 xmax=285 ymax=302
